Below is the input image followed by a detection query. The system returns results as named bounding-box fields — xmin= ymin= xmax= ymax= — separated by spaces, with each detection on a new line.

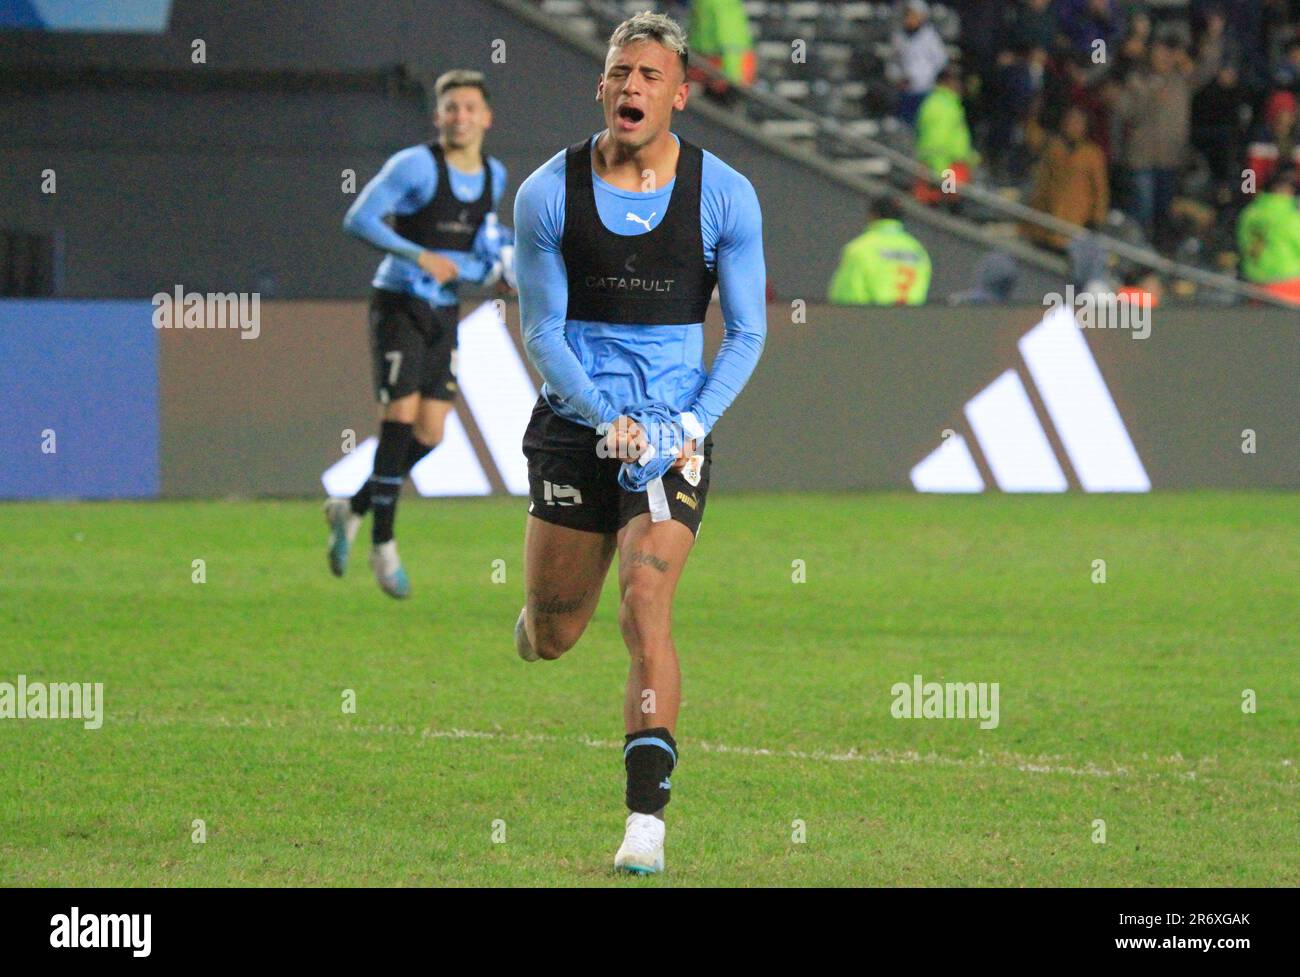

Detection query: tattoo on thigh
xmin=626 ymin=549 xmax=669 ymax=573
xmin=530 ymin=590 xmax=589 ymax=616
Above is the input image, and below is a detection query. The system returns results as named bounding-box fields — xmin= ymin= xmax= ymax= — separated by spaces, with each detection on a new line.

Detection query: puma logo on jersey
xmin=675 ymin=490 xmax=698 ymax=510
xmin=542 ymin=481 xmax=583 ymax=506
xmin=625 ymin=211 xmax=656 ymax=231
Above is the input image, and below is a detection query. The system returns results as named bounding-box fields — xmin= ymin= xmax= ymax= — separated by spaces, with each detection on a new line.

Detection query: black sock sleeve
xmin=624 ymin=727 xmax=678 ymax=814
xmin=369 ymin=420 xmax=414 ymax=544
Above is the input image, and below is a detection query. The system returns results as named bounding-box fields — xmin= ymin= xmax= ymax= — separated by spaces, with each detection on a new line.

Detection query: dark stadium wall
xmin=148 ymin=300 xmax=1291 ymax=497
xmin=712 ymin=305 xmax=1300 ymax=494
xmin=0 ymin=0 xmax=1062 ymax=303
xmin=2 ymin=296 xmax=1294 ymax=499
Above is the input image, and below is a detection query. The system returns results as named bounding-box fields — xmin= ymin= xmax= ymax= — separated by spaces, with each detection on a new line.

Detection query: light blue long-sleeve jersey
xmin=343 ymin=144 xmax=508 ymax=307
xmin=513 ymin=132 xmax=766 ymax=434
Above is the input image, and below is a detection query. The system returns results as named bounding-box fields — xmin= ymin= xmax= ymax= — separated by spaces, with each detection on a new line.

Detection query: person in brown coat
xmin=1113 ymin=25 xmax=1223 ymax=247
xmin=1024 ymin=105 xmax=1110 ymax=251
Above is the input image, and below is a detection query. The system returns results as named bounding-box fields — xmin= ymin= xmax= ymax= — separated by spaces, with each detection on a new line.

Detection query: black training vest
xmin=561 ymin=136 xmax=716 ymax=325
xmin=393 ymin=143 xmax=493 ymax=253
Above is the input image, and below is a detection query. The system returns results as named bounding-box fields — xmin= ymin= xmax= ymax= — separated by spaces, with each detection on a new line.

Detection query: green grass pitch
xmin=1 ymin=492 xmax=1296 ymax=887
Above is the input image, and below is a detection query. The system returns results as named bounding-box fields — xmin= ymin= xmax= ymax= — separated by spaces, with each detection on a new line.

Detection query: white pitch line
xmin=347 ymin=723 xmax=1165 ymax=780
xmin=111 ymin=714 xmax=1265 ymax=782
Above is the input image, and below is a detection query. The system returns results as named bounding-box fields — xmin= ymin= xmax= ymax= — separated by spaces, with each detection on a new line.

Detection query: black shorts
xmin=523 ymin=397 xmax=713 ymax=536
xmin=368 ymin=288 xmax=459 ymax=402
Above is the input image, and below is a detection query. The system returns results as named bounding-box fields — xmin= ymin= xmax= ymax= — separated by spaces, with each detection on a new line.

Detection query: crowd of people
xmin=669 ymin=0 xmax=1300 ymax=302
xmin=897 ymin=0 xmax=1300 ymax=298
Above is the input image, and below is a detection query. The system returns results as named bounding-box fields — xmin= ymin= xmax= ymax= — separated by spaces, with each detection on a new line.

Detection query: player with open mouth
xmin=511 ymin=11 xmax=767 ymax=874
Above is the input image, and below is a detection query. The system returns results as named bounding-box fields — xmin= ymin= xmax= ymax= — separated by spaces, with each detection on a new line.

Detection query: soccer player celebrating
xmin=512 ymin=12 xmax=766 ymax=873
xmin=328 ymin=70 xmax=511 ymax=598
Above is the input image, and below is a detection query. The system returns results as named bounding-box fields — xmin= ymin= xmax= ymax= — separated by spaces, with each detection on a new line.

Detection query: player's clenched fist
xmin=601 ymin=415 xmax=647 ymax=462
xmin=417 ymin=251 xmax=459 ymax=284
xmin=672 ymin=439 xmax=697 ymax=470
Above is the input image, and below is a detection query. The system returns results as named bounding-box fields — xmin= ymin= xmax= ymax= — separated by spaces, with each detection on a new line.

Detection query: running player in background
xmin=327 ymin=69 xmax=512 ymax=598
xmin=512 ymin=12 xmax=766 ymax=874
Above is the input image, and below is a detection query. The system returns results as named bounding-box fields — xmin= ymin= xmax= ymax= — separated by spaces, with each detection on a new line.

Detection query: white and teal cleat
xmin=614 ymin=812 xmax=665 ymax=875
xmin=323 ymin=497 xmax=361 ymax=577
xmin=369 ymin=540 xmax=410 ymax=599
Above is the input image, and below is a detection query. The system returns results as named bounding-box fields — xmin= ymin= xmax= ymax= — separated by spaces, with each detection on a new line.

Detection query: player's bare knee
xmin=530 ymin=620 xmax=580 ymax=660
xmin=533 ymin=638 xmax=568 ymax=661
xmin=618 ymin=582 xmax=669 ymax=647
xmin=525 ymin=579 xmax=600 ymax=658
xmin=381 ymin=393 xmax=420 ymax=423
xmin=526 ymin=600 xmax=589 ymax=660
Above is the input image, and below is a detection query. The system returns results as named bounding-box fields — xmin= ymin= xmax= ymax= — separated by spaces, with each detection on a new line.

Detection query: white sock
xmin=371 ymin=540 xmax=400 ymax=575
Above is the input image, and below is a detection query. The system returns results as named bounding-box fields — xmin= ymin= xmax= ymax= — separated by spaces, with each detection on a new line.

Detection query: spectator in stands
xmin=1057 ymin=0 xmax=1123 ymax=60
xmin=1274 ymin=37 xmax=1300 ymax=89
xmin=1262 ymin=2 xmax=1299 ymax=75
xmin=1114 ymin=25 xmax=1224 ymax=248
xmin=1195 ymin=0 xmax=1266 ymax=91
xmin=1245 ymin=90 xmax=1300 ymax=193
xmin=1069 ymin=233 xmax=1112 ymax=292
xmin=687 ymin=0 xmax=757 ymax=98
xmin=1263 ymin=0 xmax=1294 ymax=58
xmin=1192 ymin=63 xmax=1248 ymax=198
xmin=948 ymin=0 xmax=1010 ymax=147
xmin=1200 ymin=7 xmax=1244 ymax=70
xmin=1238 ymin=167 xmax=1300 ymax=302
xmin=888 ymin=0 xmax=949 ymax=125
xmin=948 ymin=0 xmax=1007 ymax=72
xmin=948 ymin=252 xmax=1021 ymax=304
xmin=1040 ymin=49 xmax=1111 ymax=152
xmin=987 ymin=43 xmax=1049 ymax=179
xmin=1115 ymin=7 xmax=1153 ymax=80
xmin=1010 ymin=0 xmax=1061 ymax=54
xmin=828 ymin=196 xmax=932 ymax=306
xmin=914 ymin=65 xmax=977 ymax=204
xmin=1024 ymin=105 xmax=1109 ymax=249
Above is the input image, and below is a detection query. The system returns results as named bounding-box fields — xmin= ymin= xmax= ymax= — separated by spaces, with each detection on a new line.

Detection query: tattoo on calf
xmin=530 ymin=590 xmax=589 ymax=616
xmin=627 ymin=549 xmax=669 ymax=573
